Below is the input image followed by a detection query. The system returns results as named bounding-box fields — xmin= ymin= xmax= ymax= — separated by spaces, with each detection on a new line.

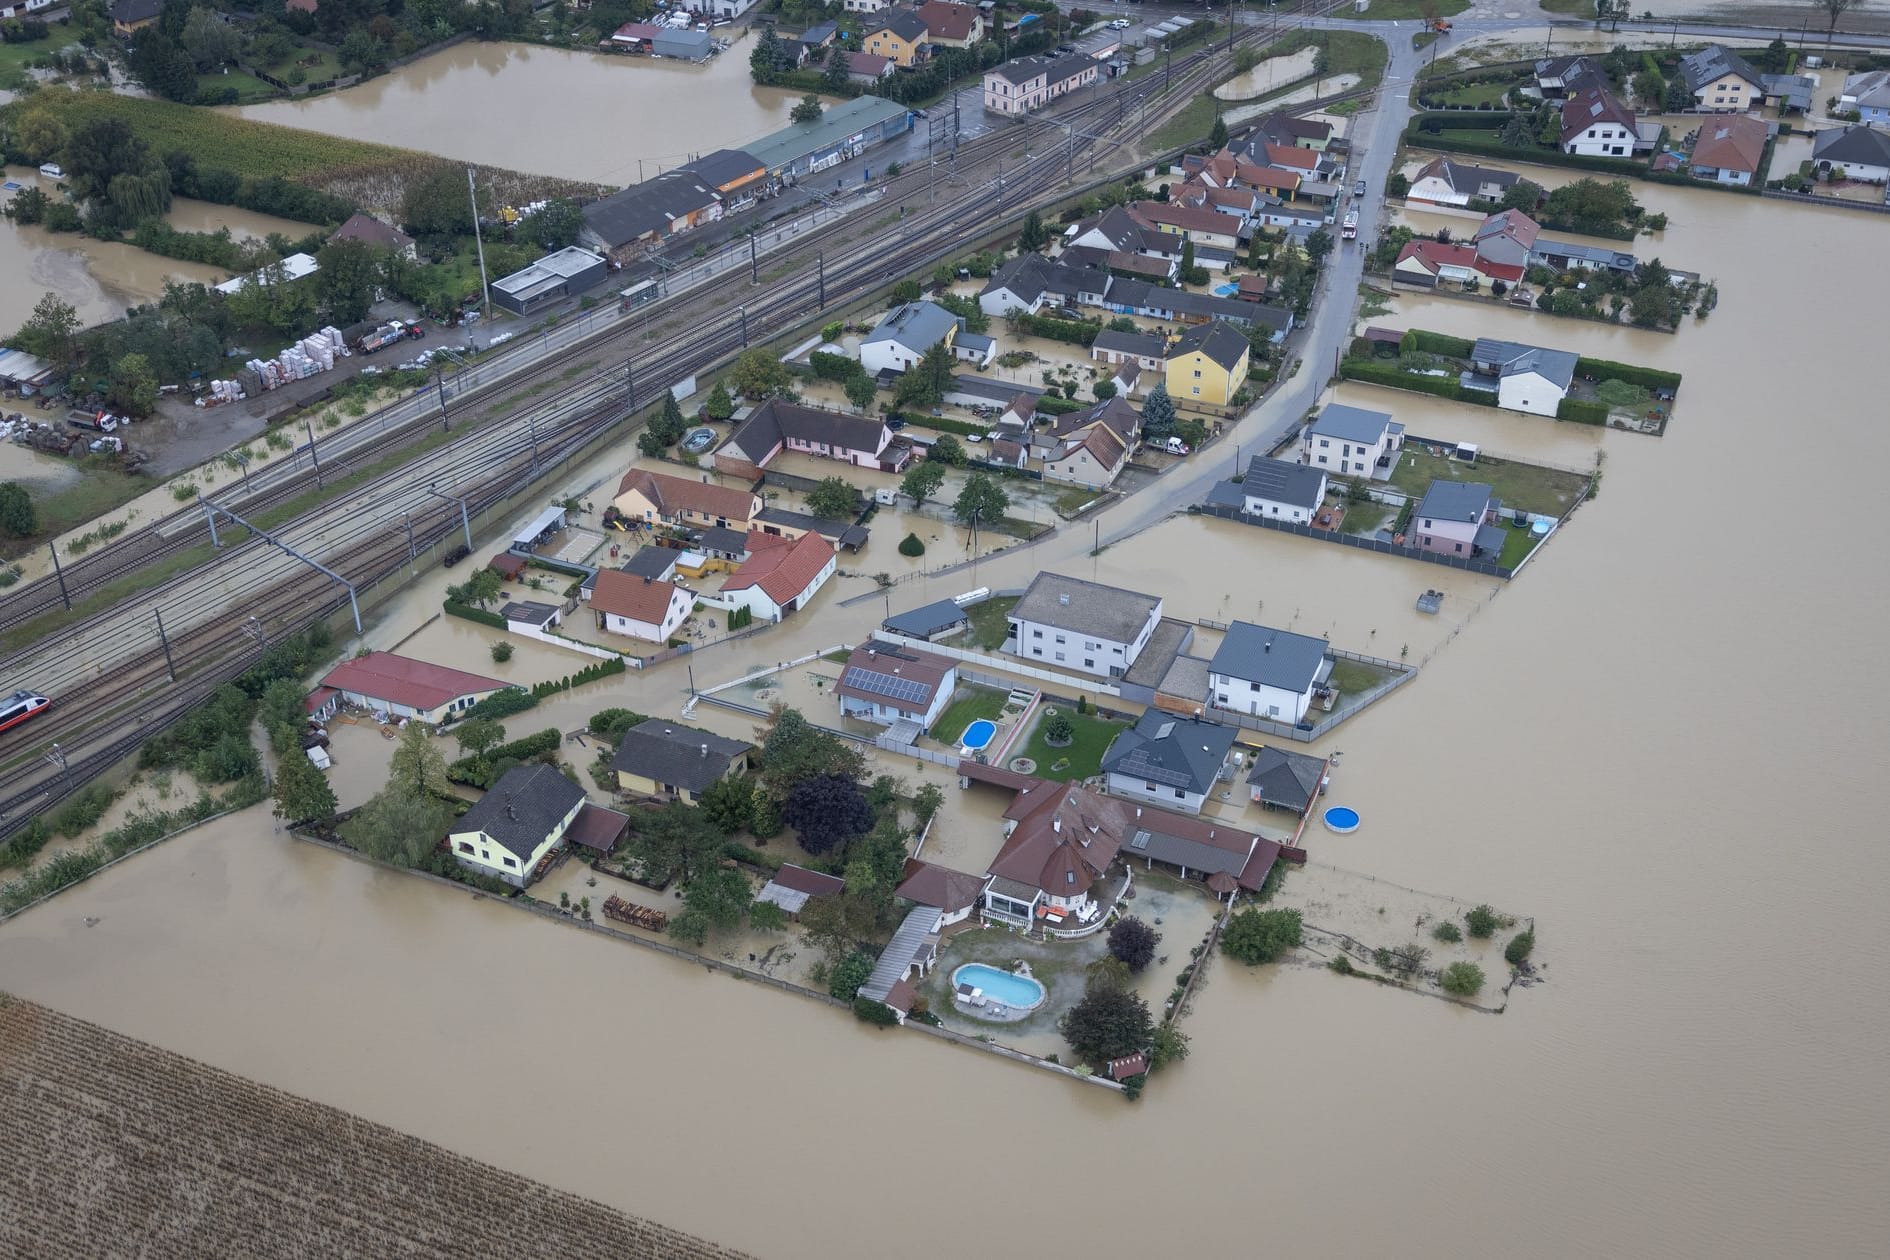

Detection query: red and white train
xmin=0 ymin=690 xmax=51 ymax=735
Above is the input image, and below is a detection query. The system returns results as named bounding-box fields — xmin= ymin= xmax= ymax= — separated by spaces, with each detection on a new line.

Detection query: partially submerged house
xmin=1406 ymin=157 xmax=1521 ymax=208
xmin=719 ymin=528 xmax=837 ymax=622
xmin=609 ymin=718 xmax=752 ymax=802
xmin=859 ymin=300 xmax=962 ymax=376
xmin=1301 ymin=403 xmax=1403 ymax=480
xmin=306 ymin=652 xmax=515 ymax=724
xmin=1812 ymin=124 xmax=1890 ymax=184
xmin=756 ymin=864 xmax=846 ymax=918
xmin=1164 ymin=320 xmax=1250 ymax=408
xmin=1247 ymin=745 xmax=1329 ymax=814
xmin=613 ymin=468 xmax=761 ymax=531
xmin=1677 ymin=44 xmax=1763 ymax=113
xmin=1007 ymin=571 xmax=1163 ymax=680
xmin=1239 ymin=455 xmax=1327 ymax=525
xmin=589 ymin=569 xmax=693 ymax=643
xmin=1207 ymin=621 xmax=1333 ymax=726
xmin=1099 ymin=711 xmax=1238 ymax=815
xmin=1461 ymin=338 xmax=1578 ymax=417
xmin=881 ymin=596 xmax=971 ymax=643
xmin=1409 ymin=481 xmax=1503 ymax=558
xmin=836 ymin=640 xmax=958 ymax=733
xmin=713 ymin=398 xmax=907 ymax=478
xmin=448 ymin=763 xmax=588 ymax=888
xmin=1559 ymin=86 xmax=1641 ymax=158
xmin=1689 ymin=115 xmax=1770 ymax=187
xmin=896 ymin=858 xmax=990 ymax=928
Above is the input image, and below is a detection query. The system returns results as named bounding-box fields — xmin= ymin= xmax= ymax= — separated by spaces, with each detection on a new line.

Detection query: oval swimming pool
xmin=952 ymin=964 xmax=1046 ymax=1011
xmin=960 ymin=719 xmax=998 ymax=751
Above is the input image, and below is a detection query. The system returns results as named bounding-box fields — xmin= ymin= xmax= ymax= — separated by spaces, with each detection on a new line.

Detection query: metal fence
xmin=1192 ymin=502 xmax=1515 ymax=579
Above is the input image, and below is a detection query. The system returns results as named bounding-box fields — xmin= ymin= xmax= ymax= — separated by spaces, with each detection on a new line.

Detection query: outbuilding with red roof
xmin=590 ymin=569 xmax=692 ymax=643
xmin=307 ymin=651 xmax=518 ymax=724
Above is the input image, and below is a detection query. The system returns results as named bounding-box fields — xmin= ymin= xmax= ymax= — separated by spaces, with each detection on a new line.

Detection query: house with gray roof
xmin=1763 ymin=72 xmax=1817 ymax=115
xmin=1091 ymin=328 xmax=1169 ymax=370
xmin=1839 ymin=69 xmax=1890 ymax=124
xmin=1246 ymin=745 xmax=1328 ymax=814
xmin=1301 ymin=403 xmax=1403 ymax=481
xmin=448 ymin=763 xmax=588 ymax=888
xmin=1207 ymin=621 xmax=1332 ymax=726
xmin=714 ymin=398 xmax=905 ymax=477
xmin=1008 ymin=571 xmax=1163 ymax=680
xmin=882 ymin=597 xmax=971 ymax=642
xmin=1462 ymin=338 xmax=1579 ymax=417
xmin=1410 ymin=481 xmax=1503 ymax=559
xmin=1101 ymin=712 xmax=1238 ymax=814
xmin=609 ymin=719 xmax=753 ymax=803
xmin=1239 ymin=455 xmax=1328 ymax=524
xmin=1678 ymin=45 xmax=1763 ymax=112
xmin=1812 ymin=124 xmax=1890 ymax=184
xmin=859 ymin=301 xmax=964 ymax=376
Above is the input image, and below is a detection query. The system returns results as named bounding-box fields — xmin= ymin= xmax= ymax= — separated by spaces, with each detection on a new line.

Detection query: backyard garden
xmin=1388 ymin=446 xmax=1591 ymax=519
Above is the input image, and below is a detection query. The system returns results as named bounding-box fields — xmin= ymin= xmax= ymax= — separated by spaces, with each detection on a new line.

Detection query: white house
xmin=1301 ymin=403 xmax=1403 ymax=480
xmin=590 ymin=569 xmax=692 ymax=643
xmin=1560 ymin=86 xmax=1639 ymax=158
xmin=1678 ymin=45 xmax=1763 ymax=113
xmin=1840 ymin=69 xmax=1890 ymax=126
xmin=305 ymin=651 xmax=514 ymax=725
xmin=835 ymin=640 xmax=958 ymax=732
xmin=1007 ymin=571 xmax=1162 ymax=680
xmin=719 ymin=529 xmax=837 ymax=622
xmin=1099 ymin=711 xmax=1238 ymax=815
xmin=1240 ymin=456 xmax=1328 ymax=525
xmin=448 ymin=762 xmax=587 ymax=888
xmin=1406 ymin=157 xmax=1521 ymax=208
xmin=894 ymin=859 xmax=989 ymax=929
xmin=1812 ymin=124 xmax=1890 ymax=184
xmin=1465 ymin=338 xmax=1578 ymax=417
xmin=859 ymin=301 xmax=962 ymax=376
xmin=1207 ymin=622 xmax=1332 ymax=725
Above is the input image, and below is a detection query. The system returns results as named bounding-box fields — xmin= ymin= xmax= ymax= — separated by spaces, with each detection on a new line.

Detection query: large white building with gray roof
xmin=1465 ymin=338 xmax=1578 ymax=417
xmin=1208 ymin=621 xmax=1332 ymax=725
xmin=1007 ymin=572 xmax=1163 ymax=679
xmin=1100 ymin=712 xmax=1238 ymax=814
xmin=1302 ymin=403 xmax=1404 ymax=481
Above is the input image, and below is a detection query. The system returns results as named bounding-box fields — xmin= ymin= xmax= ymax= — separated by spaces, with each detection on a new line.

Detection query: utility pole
xmin=467 ymin=166 xmax=490 ymax=320
xmin=624 ymin=356 xmax=636 ymax=406
xmin=401 ymin=512 xmax=416 ymax=564
xmin=46 ymin=541 xmax=70 ymax=610
xmin=305 ymin=420 xmax=323 ymax=489
xmin=154 ymin=606 xmax=176 ymax=682
xmin=45 ymin=743 xmax=73 ymax=795
xmin=817 ymin=253 xmax=826 ymax=307
xmin=427 ymin=485 xmax=475 ymax=553
xmin=739 ymin=305 xmax=749 ymax=346
xmin=749 ymin=230 xmax=759 ymax=284
xmin=433 ymin=362 xmax=450 ymax=431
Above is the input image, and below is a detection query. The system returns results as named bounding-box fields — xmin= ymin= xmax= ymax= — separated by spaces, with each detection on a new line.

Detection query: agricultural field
xmin=0 ymin=994 xmax=754 ymax=1260
xmin=0 ymin=92 xmax=604 ymax=210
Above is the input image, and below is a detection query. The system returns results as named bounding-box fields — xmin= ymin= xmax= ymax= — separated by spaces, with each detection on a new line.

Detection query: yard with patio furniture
xmin=1015 ymin=706 xmax=1128 ymax=783
xmin=1389 ymin=447 xmax=1590 ymax=518
xmin=965 ymin=596 xmax=1018 ymax=650
xmin=932 ymin=685 xmax=1012 ymax=747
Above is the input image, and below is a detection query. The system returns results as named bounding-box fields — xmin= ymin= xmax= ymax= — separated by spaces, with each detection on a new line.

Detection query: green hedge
xmin=444 ymin=600 xmax=506 ymax=629
xmin=723 ymin=841 xmax=783 ymax=873
xmin=1012 ymin=312 xmax=1101 ymax=346
xmin=462 ymin=688 xmax=539 ymax=723
xmin=1338 ymin=359 xmax=1497 ymax=406
xmin=897 ymin=412 xmax=990 ymax=438
xmin=528 ymin=556 xmax=592 ymax=578
xmin=1555 ymin=398 xmax=1609 ymax=426
xmin=1406 ymin=117 xmax=1655 ymax=178
xmin=810 ymin=350 xmax=859 ymax=381
xmin=448 ymin=727 xmax=562 ymax=787
xmin=1577 ymin=356 xmax=1681 ymax=390
xmin=531 ymin=656 xmax=627 ymax=699
xmin=1409 ymin=330 xmax=1474 ymax=357
xmin=1034 ymin=394 xmax=1085 ymax=415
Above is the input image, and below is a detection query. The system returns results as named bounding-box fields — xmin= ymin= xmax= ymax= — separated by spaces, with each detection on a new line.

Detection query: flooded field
xmin=229 ymin=41 xmax=810 ymax=186
xmin=3 ymin=163 xmax=1888 ymax=1258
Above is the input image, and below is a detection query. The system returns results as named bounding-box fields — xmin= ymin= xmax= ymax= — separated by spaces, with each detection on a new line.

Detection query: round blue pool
xmin=961 ymin=719 xmax=998 ymax=751
xmin=953 ymin=964 xmax=1046 ymax=1011
xmin=1323 ymin=806 xmax=1360 ymax=835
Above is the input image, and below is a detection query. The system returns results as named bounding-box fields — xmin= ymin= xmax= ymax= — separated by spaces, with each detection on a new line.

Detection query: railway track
xmin=0 ymin=29 xmax=1271 ymax=836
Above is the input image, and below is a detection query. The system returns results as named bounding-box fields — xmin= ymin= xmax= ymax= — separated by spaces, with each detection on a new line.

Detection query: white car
xmin=1109 ymin=18 xmax=1130 ymax=28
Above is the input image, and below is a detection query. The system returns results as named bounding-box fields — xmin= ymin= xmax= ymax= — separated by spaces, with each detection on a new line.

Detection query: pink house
xmin=1409 ymin=480 xmax=1500 ymax=558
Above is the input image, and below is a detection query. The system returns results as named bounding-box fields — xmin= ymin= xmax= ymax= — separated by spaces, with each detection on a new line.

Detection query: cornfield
xmin=0 ymin=93 xmax=609 ymax=214
xmin=0 ymin=995 xmax=755 ymax=1260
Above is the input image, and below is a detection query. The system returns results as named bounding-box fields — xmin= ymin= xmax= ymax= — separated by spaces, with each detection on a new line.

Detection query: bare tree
xmin=1813 ymin=0 xmax=1861 ymax=43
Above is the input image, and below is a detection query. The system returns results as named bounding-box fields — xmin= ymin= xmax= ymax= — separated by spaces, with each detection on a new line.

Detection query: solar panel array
xmin=842 ymin=665 xmax=933 ymax=705
xmin=1113 ymin=750 xmax=1196 ymax=789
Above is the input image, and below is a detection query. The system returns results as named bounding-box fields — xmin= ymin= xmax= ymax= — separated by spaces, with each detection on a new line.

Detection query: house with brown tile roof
xmin=1131 ymin=201 xmax=1244 ymax=250
xmin=915 ymin=0 xmax=982 ymax=46
xmin=719 ymin=529 xmax=836 ymax=622
xmin=1689 ymin=114 xmax=1769 ymax=186
xmin=327 ymin=213 xmax=417 ymax=261
xmin=589 ymin=569 xmax=692 ymax=643
xmin=613 ymin=468 xmax=761 ymax=531
xmin=1560 ymin=86 xmax=1639 ymax=157
xmin=835 ymin=640 xmax=958 ymax=731
xmin=896 ymin=858 xmax=991 ymax=927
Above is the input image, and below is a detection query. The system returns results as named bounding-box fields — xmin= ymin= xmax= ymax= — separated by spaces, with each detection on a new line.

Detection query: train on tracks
xmin=0 ymin=690 xmax=52 ymax=735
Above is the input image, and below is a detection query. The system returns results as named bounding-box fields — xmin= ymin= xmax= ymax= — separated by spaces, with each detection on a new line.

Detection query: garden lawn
xmin=932 ymin=685 xmax=1010 ymax=746
xmin=1424 ymin=80 xmax=1512 ymax=108
xmin=965 ymin=595 xmax=1017 ymax=650
xmin=1017 ymin=708 xmax=1126 ymax=783
xmin=1147 ymin=93 xmax=1219 ymax=154
xmin=1266 ymin=28 xmax=1390 ymax=94
xmin=197 ymin=69 xmax=280 ymax=103
xmin=0 ymin=36 xmax=50 ymax=91
xmin=1338 ymin=497 xmax=1391 ymax=537
xmin=1497 ymin=523 xmax=1544 ymax=569
xmin=1329 ymin=658 xmax=1394 ymax=696
xmin=1389 ymin=447 xmax=1589 ymax=518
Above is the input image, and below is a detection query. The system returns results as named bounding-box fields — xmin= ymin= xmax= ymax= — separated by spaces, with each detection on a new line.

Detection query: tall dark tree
xmin=952 ymin=473 xmax=1009 ymax=527
xmin=521 ymin=198 xmax=583 ymax=251
xmin=627 ymin=800 xmax=724 ymax=884
xmin=1061 ymin=985 xmax=1154 ymax=1063
xmin=1108 ymin=916 xmax=1161 ymax=972
xmin=0 ymin=482 xmax=38 ymax=538
xmin=759 ymin=707 xmax=866 ymax=796
xmin=314 ymin=238 xmax=384 ymax=326
xmin=783 ymin=774 xmax=874 ymax=855
xmin=1018 ymin=209 xmax=1048 ymax=252
xmin=1208 ymin=113 xmax=1229 ymax=150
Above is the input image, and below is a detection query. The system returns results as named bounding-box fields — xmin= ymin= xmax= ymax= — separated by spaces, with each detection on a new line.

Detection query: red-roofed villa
xmin=306 ymin=651 xmax=518 ymax=724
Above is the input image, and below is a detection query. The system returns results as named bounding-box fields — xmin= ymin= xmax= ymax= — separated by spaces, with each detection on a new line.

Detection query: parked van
xmin=38 ymin=163 xmax=63 ymax=179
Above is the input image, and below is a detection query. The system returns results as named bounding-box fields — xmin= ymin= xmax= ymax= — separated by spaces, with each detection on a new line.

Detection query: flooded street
xmin=3 ymin=165 xmax=1888 ymax=1257
xmin=228 ymin=41 xmax=811 ymax=186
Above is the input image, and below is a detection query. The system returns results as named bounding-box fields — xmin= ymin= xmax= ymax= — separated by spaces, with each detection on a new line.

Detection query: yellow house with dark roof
xmin=1164 ymin=320 xmax=1251 ymax=408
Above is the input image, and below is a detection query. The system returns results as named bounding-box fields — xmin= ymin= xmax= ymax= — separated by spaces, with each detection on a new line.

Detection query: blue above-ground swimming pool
xmin=1324 ymin=806 xmax=1360 ymax=835
xmin=1214 ymin=282 xmax=1240 ymax=296
xmin=961 ymin=718 xmax=998 ymax=751
xmin=954 ymin=964 xmax=1046 ymax=1010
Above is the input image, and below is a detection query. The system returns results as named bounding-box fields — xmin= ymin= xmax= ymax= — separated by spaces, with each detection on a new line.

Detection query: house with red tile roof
xmin=306 ymin=651 xmax=517 ymax=724
xmin=1560 ymin=85 xmax=1639 ymax=157
xmin=613 ymin=468 xmax=762 ymax=531
xmin=1393 ymin=239 xmax=1522 ymax=287
xmin=589 ymin=569 xmax=692 ymax=643
xmin=720 ymin=529 xmax=837 ymax=622
xmin=896 ymin=858 xmax=991 ymax=928
xmin=1689 ymin=114 xmax=1769 ymax=186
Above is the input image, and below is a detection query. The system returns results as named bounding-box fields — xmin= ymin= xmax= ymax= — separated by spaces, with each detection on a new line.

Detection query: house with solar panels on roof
xmin=835 ymin=641 xmax=958 ymax=735
xmin=1099 ymin=711 xmax=1239 ymax=815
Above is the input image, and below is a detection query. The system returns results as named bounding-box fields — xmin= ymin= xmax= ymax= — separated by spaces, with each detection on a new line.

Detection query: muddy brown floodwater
xmin=228 ymin=41 xmax=812 ymax=187
xmin=2 ymin=175 xmax=1888 ymax=1258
